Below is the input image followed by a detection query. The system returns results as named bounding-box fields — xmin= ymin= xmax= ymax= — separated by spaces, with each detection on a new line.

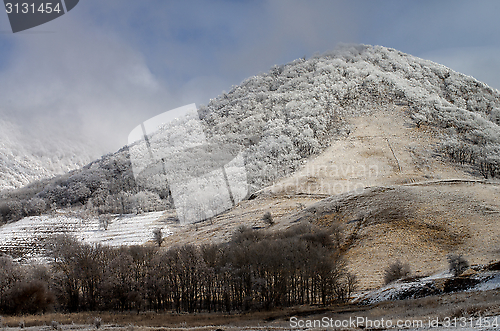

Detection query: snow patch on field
xmin=355 ymin=269 xmax=500 ymax=305
xmin=0 ymin=211 xmax=172 ymax=260
xmin=472 ymin=272 xmax=500 ymax=292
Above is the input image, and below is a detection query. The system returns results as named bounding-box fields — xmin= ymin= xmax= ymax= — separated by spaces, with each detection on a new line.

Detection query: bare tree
xmin=262 ymin=211 xmax=274 ymax=226
xmin=99 ymin=214 xmax=112 ymax=231
xmin=383 ymin=260 xmax=411 ymax=285
xmin=345 ymin=273 xmax=358 ymax=300
xmin=447 ymin=254 xmax=469 ymax=276
xmin=153 ymin=228 xmax=163 ymax=247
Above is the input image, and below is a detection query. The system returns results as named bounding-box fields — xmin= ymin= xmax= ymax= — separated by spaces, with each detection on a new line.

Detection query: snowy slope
xmin=0 ymin=210 xmax=172 ymax=261
xmin=355 ymin=269 xmax=500 ymax=305
xmin=0 ymin=119 xmax=93 ymax=191
xmin=190 ymin=44 xmax=500 ymax=192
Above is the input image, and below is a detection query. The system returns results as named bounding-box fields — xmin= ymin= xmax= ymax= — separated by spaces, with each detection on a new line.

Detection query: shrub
xmin=93 ymin=317 xmax=102 ymax=329
xmin=130 ymin=191 xmax=166 ymax=213
xmin=10 ymin=280 xmax=55 ymax=314
xmin=51 ymin=320 xmax=60 ymax=330
xmin=231 ymin=226 xmax=263 ymax=243
xmin=489 ymin=108 xmax=500 ymax=125
xmin=153 ymin=228 xmax=163 ymax=247
xmin=447 ymin=254 xmax=469 ymax=276
xmin=24 ymin=197 xmax=47 ymax=216
xmin=99 ymin=214 xmax=113 ymax=231
xmin=5 ymin=200 xmax=25 ymax=222
xmin=263 ymin=211 xmax=274 ymax=226
xmin=0 ymin=256 xmax=54 ymax=315
xmin=383 ymin=260 xmax=411 ymax=285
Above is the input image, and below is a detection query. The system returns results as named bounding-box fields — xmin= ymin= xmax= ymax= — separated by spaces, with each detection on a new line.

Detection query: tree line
xmin=441 ymin=138 xmax=499 ymax=179
xmin=0 ymin=148 xmax=170 ymax=225
xmin=0 ymin=224 xmax=356 ymax=315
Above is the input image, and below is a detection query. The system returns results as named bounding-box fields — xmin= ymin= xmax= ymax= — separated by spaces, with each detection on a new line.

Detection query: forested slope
xmin=2 ymin=44 xmax=500 ymax=225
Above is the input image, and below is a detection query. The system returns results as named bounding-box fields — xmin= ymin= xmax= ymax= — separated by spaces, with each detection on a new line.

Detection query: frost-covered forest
xmin=1 ymin=44 xmax=500 ymax=224
xmin=199 ymin=44 xmax=500 ymax=188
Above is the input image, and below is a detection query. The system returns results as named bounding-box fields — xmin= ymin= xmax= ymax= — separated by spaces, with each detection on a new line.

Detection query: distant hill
xmin=0 ymin=119 xmax=94 ymax=191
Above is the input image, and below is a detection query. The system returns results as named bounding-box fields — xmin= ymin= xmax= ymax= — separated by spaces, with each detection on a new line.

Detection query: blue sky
xmin=1 ymin=0 xmax=500 ymax=155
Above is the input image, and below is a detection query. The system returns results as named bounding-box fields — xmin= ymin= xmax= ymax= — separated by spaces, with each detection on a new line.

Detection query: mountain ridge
xmin=198 ymin=44 xmax=500 ymax=191
xmin=2 ymin=44 xmax=500 ymax=195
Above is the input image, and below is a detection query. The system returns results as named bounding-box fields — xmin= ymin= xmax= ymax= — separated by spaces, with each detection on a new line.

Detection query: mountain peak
xmin=199 ymin=44 xmax=500 ymax=191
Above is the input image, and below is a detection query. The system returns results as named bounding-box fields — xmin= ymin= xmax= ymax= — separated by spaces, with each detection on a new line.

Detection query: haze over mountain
xmin=0 ymin=119 xmax=95 ymax=191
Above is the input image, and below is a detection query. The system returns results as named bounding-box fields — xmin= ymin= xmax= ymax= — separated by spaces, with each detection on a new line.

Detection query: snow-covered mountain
xmin=0 ymin=119 xmax=94 ymax=191
xmin=199 ymin=44 xmax=500 ymax=189
xmin=3 ymin=44 xmax=500 ymax=193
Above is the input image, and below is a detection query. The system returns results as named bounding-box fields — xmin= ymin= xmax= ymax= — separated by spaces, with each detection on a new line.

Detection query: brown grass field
xmin=1 ymin=288 xmax=500 ymax=330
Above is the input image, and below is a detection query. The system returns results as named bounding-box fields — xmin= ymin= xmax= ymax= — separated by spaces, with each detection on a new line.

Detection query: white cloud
xmin=0 ymin=17 xmax=177 ymax=156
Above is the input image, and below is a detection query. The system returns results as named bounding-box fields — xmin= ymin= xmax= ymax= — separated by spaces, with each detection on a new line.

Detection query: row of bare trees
xmin=441 ymin=139 xmax=499 ymax=179
xmin=0 ymin=224 xmax=356 ymax=315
